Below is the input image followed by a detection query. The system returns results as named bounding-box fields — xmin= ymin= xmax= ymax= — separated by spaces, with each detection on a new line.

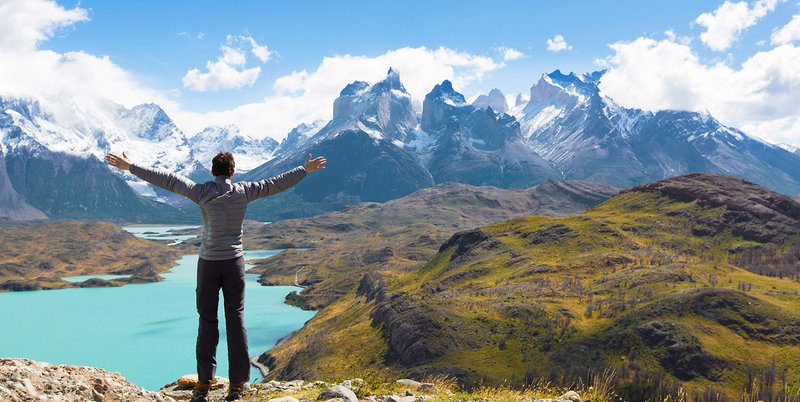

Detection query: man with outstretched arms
xmin=106 ymin=151 xmax=326 ymax=401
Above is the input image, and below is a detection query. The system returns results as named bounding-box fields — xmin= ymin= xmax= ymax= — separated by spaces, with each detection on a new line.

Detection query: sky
xmin=0 ymin=0 xmax=798 ymax=145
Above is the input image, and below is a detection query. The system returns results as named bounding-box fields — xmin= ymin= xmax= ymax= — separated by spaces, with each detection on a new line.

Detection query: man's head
xmin=212 ymin=152 xmax=235 ymax=177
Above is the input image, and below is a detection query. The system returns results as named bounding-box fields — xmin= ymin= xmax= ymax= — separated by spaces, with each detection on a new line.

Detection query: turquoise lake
xmin=0 ymin=226 xmax=316 ymax=390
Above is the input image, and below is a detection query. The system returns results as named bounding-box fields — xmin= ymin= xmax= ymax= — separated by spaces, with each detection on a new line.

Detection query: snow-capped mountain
xmin=0 ymin=94 xmax=277 ymax=220
xmin=188 ymin=125 xmax=278 ymax=172
xmin=515 ymin=70 xmax=800 ymax=194
xmin=421 ymin=80 xmax=558 ymax=188
xmin=472 ymin=88 xmax=508 ymax=114
xmin=275 ymin=120 xmax=326 ymax=156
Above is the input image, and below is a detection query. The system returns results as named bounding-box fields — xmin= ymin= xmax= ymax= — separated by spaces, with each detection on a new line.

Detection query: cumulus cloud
xmin=546 ymin=35 xmax=573 ymax=52
xmin=0 ymin=0 xmax=176 ymax=123
xmin=0 ymin=0 xmax=88 ymax=53
xmin=696 ymin=0 xmax=783 ymax=51
xmin=172 ymin=46 xmax=506 ymax=140
xmin=598 ymin=36 xmax=800 ymax=144
xmin=496 ymin=46 xmax=525 ymax=61
xmin=182 ymin=35 xmax=273 ymax=92
xmin=772 ymin=14 xmax=800 ymax=44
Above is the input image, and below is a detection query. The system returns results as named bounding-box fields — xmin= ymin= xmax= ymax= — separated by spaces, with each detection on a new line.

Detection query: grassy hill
xmin=244 ymin=179 xmax=617 ymax=309
xmin=0 ymin=220 xmax=180 ymax=291
xmin=259 ymin=173 xmax=800 ymax=401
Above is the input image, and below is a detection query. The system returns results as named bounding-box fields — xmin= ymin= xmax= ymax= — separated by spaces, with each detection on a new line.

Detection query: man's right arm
xmin=130 ymin=164 xmax=204 ymax=203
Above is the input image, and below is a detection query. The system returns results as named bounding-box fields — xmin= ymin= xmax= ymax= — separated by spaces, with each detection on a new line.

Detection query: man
xmin=105 ymin=151 xmax=326 ymax=401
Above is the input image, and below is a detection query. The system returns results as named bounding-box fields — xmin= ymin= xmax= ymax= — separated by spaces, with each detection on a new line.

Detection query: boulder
xmin=559 ymin=390 xmax=582 ymax=402
xmin=269 ymin=397 xmax=300 ymax=402
xmin=317 ymin=385 xmax=358 ymax=402
xmin=396 ymin=379 xmax=421 ymax=388
xmin=416 ymin=383 xmax=439 ymax=394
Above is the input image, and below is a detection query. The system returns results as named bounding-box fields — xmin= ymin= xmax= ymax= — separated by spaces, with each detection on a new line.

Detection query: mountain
xmin=257 ymin=172 xmax=800 ymax=401
xmin=420 ymin=80 xmax=558 ymax=188
xmin=516 ymin=70 xmax=800 ymax=194
xmin=0 ymin=94 xmax=278 ymax=221
xmin=241 ymin=70 xmax=564 ymax=221
xmin=472 ymin=88 xmax=508 ymax=114
xmin=0 ymin=147 xmax=46 ymax=220
xmin=241 ymin=69 xmax=438 ymax=220
xmin=275 ymin=120 xmax=326 ymax=156
xmin=187 ymin=125 xmax=278 ymax=171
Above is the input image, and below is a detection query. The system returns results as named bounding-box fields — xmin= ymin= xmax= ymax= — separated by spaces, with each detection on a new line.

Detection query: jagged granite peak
xmin=472 ymin=88 xmax=508 ymax=114
xmin=328 ymin=69 xmax=417 ymax=142
xmin=369 ymin=67 xmax=407 ymax=94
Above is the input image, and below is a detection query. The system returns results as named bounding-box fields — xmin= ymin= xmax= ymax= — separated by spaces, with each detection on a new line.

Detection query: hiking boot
xmin=190 ymin=382 xmax=211 ymax=402
xmin=225 ymin=382 xmax=245 ymax=401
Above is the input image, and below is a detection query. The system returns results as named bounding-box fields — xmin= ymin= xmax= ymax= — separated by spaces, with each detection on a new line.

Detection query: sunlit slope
xmin=263 ymin=173 xmax=800 ymax=398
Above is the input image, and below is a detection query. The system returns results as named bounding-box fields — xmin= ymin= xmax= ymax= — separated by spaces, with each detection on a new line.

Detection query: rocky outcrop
xmin=0 ymin=358 xmax=166 ymax=401
xmin=369 ymin=292 xmax=444 ymax=365
xmin=438 ymin=229 xmax=490 ymax=261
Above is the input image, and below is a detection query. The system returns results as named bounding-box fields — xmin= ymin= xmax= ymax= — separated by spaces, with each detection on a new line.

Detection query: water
xmin=0 ymin=231 xmax=316 ymax=390
xmin=123 ymin=225 xmax=201 ymax=245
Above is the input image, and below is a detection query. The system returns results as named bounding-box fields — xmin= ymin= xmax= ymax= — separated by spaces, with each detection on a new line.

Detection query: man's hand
xmin=105 ymin=152 xmax=132 ymax=171
xmin=304 ymin=154 xmax=326 ymax=173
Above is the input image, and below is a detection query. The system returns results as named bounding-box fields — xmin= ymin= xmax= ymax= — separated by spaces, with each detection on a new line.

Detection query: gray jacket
xmin=130 ymin=164 xmax=307 ymax=261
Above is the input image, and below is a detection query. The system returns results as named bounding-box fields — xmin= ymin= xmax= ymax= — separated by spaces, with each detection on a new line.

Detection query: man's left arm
xmin=244 ymin=154 xmax=326 ymax=202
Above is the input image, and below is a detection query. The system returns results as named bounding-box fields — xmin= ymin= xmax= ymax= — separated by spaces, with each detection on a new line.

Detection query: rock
xmin=559 ymin=390 xmax=583 ymax=402
xmin=0 ymin=358 xmax=164 ymax=401
xmin=405 ymin=390 xmax=414 ymax=396
xmin=416 ymin=383 xmax=439 ymax=394
xmin=382 ymin=396 xmax=402 ymax=402
xmin=398 ymin=397 xmax=417 ymax=402
xmin=317 ymin=385 xmax=358 ymax=402
xmin=396 ymin=379 xmax=422 ymax=388
xmin=269 ymin=397 xmax=300 ymax=402
xmin=341 ymin=380 xmax=352 ymax=388
xmin=286 ymin=379 xmax=305 ymax=388
xmin=177 ymin=374 xmax=198 ymax=388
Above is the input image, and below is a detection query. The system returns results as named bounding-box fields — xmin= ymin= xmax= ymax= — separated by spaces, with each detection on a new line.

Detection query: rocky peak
xmin=330 ymin=71 xmax=417 ymax=141
xmin=369 ymin=67 xmax=407 ymax=94
xmin=472 ymin=88 xmax=508 ymax=114
xmin=421 ymin=80 xmax=470 ymax=131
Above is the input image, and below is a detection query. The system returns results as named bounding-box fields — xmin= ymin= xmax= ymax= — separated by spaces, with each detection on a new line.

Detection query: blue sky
xmin=1 ymin=0 xmax=799 ymax=144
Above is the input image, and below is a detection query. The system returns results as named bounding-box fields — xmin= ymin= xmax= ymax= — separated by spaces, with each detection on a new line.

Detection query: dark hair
xmin=212 ymin=152 xmax=235 ymax=177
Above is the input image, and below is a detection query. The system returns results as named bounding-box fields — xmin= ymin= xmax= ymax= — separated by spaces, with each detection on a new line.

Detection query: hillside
xmin=259 ymin=173 xmax=800 ymax=401
xmin=0 ymin=221 xmax=180 ymax=291
xmin=244 ymin=180 xmax=617 ymax=309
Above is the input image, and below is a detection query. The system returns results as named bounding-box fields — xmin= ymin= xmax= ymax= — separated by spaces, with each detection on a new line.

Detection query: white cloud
xmin=172 ymin=46 xmax=505 ymax=140
xmin=178 ymin=31 xmax=205 ymax=40
xmin=0 ymin=0 xmax=88 ymax=53
xmin=496 ymin=46 xmax=525 ymax=61
xmin=772 ymin=13 xmax=800 ymax=44
xmin=0 ymin=0 xmax=176 ymax=124
xmin=696 ymin=0 xmax=783 ymax=51
xmin=598 ymin=36 xmax=800 ymax=144
xmin=546 ymin=35 xmax=573 ymax=52
xmin=182 ymin=36 xmax=269 ymax=92
xmin=242 ymin=36 xmax=275 ymax=62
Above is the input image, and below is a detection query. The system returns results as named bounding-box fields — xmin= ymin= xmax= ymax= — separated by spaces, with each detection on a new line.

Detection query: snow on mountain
xmin=187 ymin=125 xmax=278 ymax=171
xmin=275 ymin=120 xmax=326 ymax=156
xmin=471 ymin=88 xmax=508 ymax=114
xmin=515 ymin=69 xmax=800 ymax=194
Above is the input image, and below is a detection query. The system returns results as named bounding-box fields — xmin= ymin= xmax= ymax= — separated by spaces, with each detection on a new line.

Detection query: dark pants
xmin=196 ymin=256 xmax=250 ymax=384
